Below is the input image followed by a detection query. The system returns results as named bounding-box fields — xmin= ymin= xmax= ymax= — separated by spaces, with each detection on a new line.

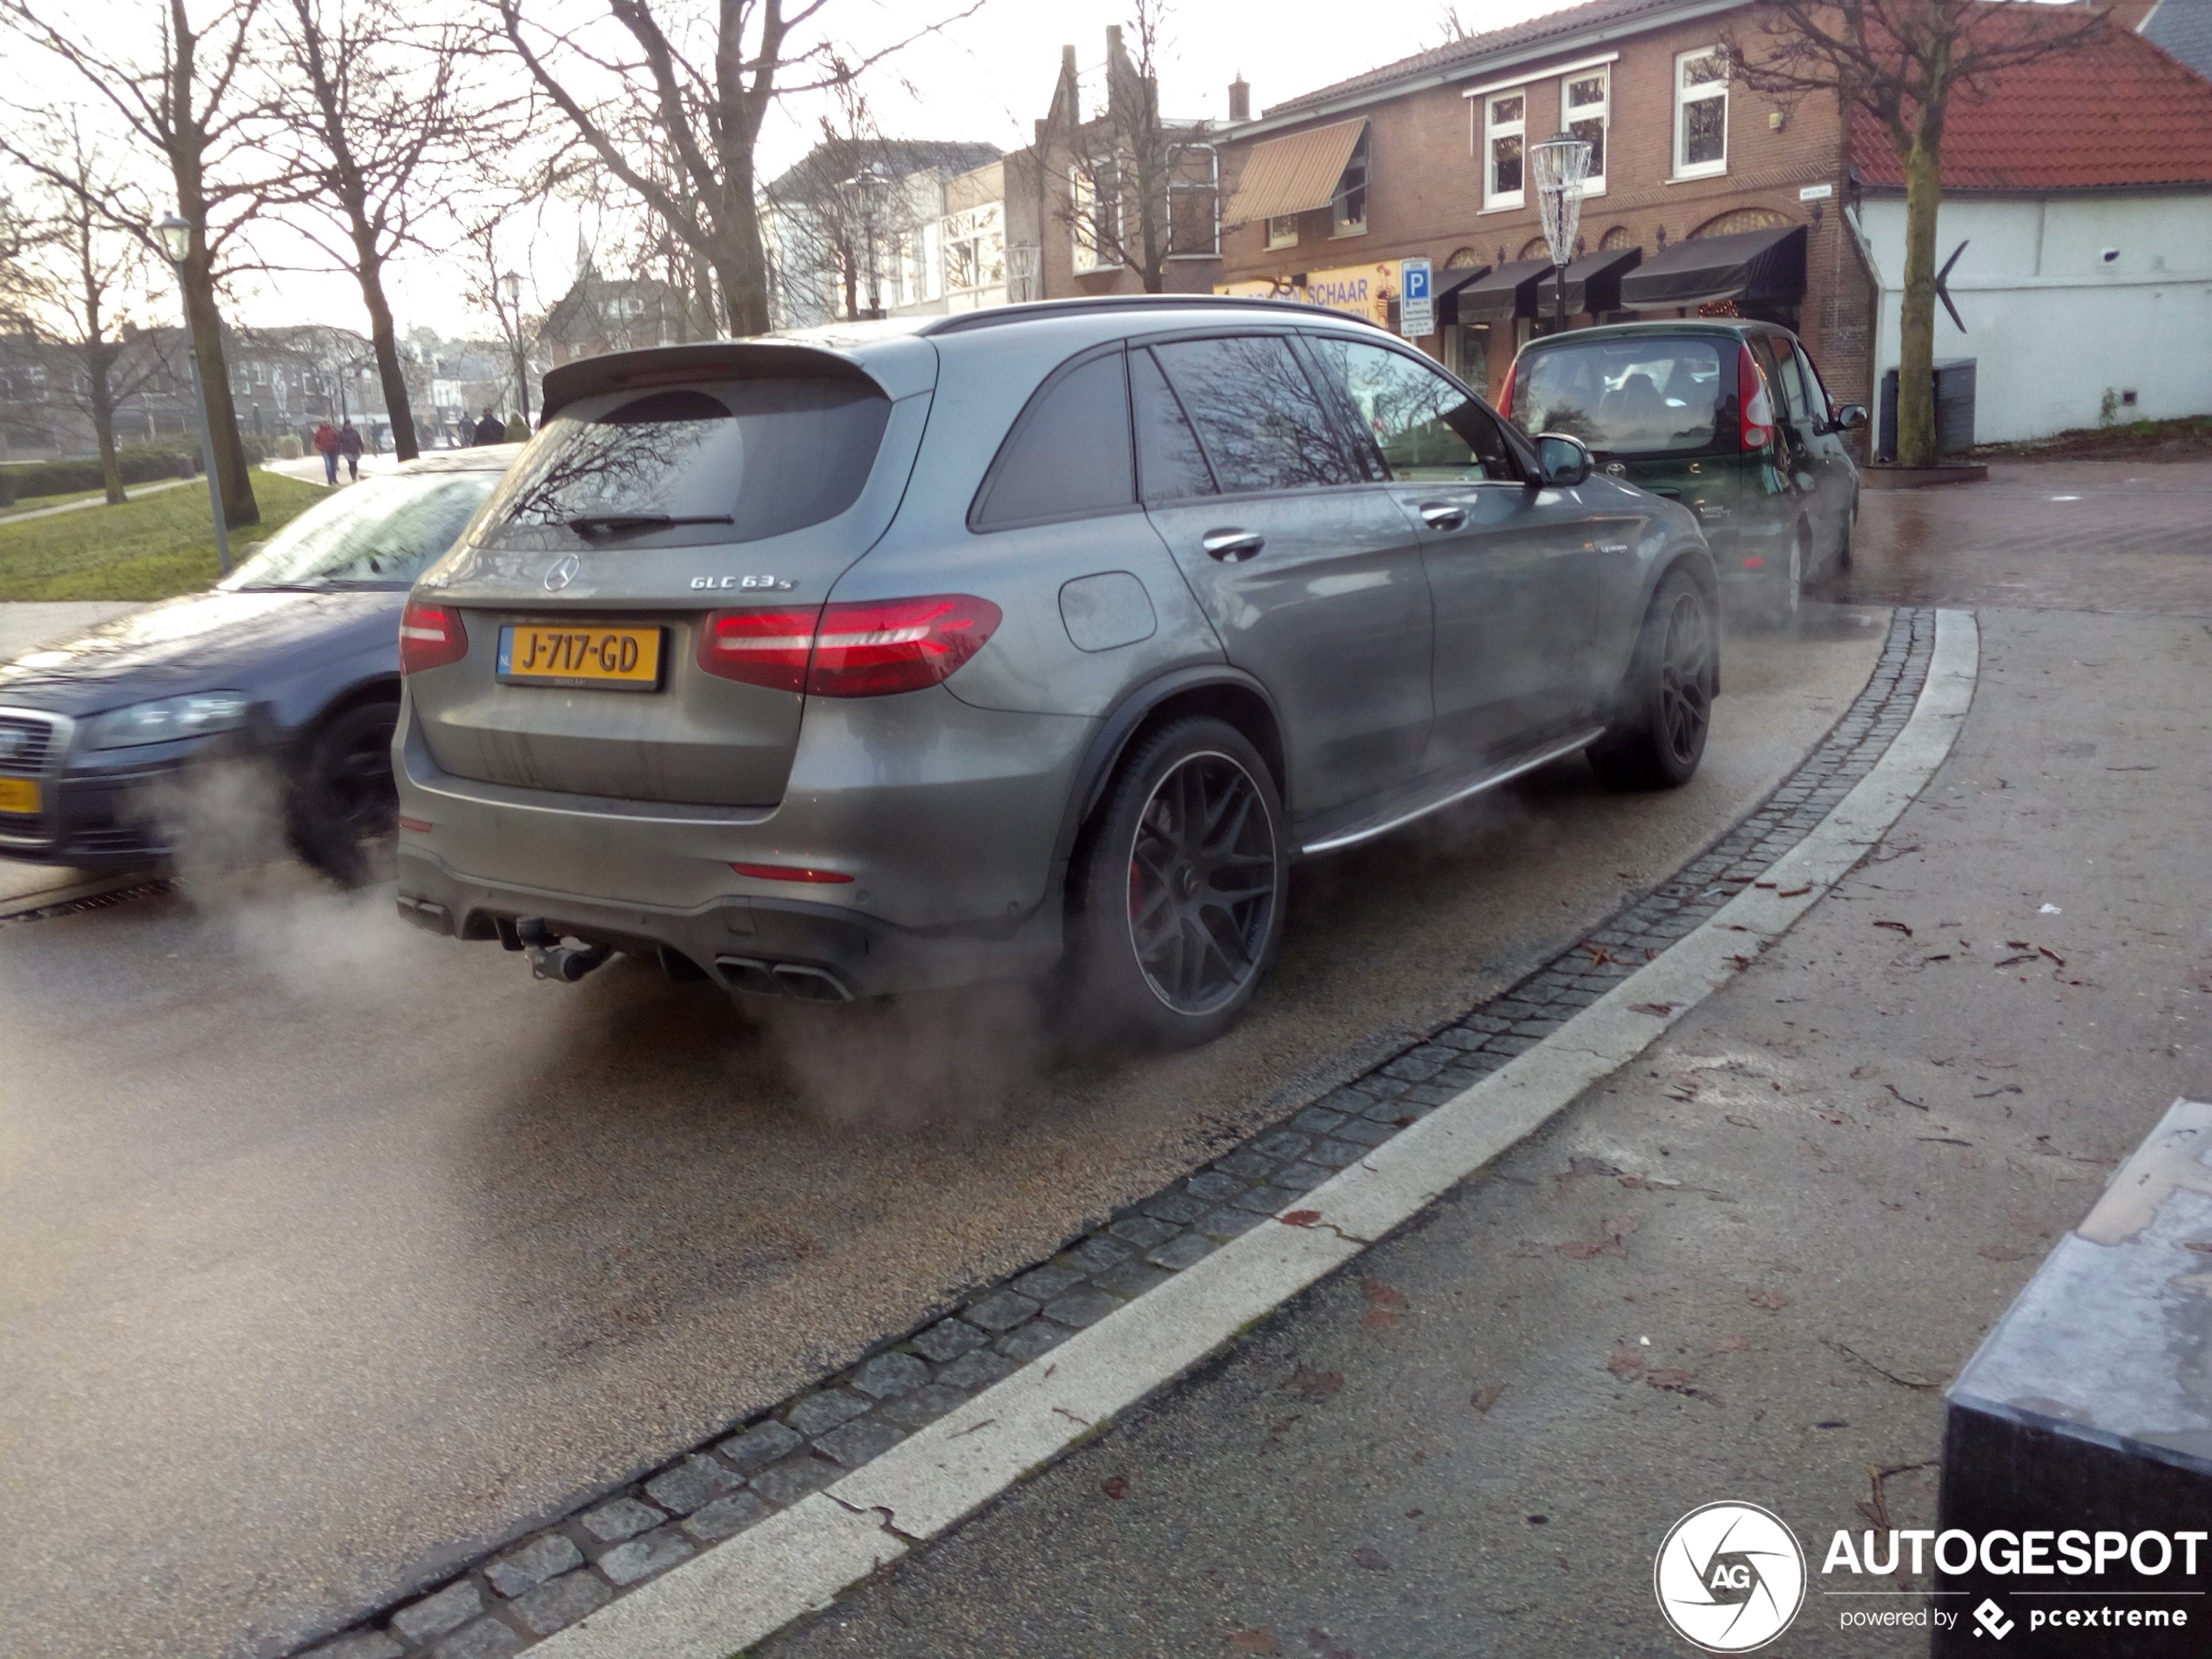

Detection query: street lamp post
xmin=502 ymin=270 xmax=530 ymax=423
xmin=1528 ymin=132 xmax=1594 ymax=341
xmin=152 ymin=211 xmax=231 ymax=575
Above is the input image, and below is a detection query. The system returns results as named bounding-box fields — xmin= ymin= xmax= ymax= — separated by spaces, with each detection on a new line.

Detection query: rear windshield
xmin=1513 ymin=340 xmax=1725 ymax=455
xmin=223 ymin=470 xmax=502 ymax=590
xmin=476 ymin=379 xmax=891 ymax=550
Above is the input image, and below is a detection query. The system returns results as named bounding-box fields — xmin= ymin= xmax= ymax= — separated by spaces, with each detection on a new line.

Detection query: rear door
xmin=1305 ymin=334 xmax=1603 ymax=767
xmin=1755 ymin=333 xmax=1842 ymax=570
xmin=1136 ymin=334 xmax=1434 ymax=820
xmin=1779 ymin=337 xmax=1857 ymax=566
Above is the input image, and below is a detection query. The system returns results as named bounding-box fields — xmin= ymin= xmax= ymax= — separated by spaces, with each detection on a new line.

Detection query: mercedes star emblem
xmin=543 ymin=554 xmax=582 ymax=592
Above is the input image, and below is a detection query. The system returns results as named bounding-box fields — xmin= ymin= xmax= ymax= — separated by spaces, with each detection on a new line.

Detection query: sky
xmin=1 ymin=0 xmax=1568 ymax=341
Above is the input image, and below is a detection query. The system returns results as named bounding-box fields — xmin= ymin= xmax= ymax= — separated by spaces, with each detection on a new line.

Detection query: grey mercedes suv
xmin=394 ymin=296 xmax=1718 ymax=1043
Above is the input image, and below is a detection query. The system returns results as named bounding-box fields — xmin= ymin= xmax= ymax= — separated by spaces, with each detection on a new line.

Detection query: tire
xmin=1770 ymin=523 xmax=1806 ymax=624
xmin=1587 ymin=568 xmax=1716 ymax=792
xmin=1835 ymin=516 xmax=1853 ymax=574
xmin=287 ymin=701 xmax=399 ymax=884
xmin=1067 ymin=716 xmax=1287 ymax=1047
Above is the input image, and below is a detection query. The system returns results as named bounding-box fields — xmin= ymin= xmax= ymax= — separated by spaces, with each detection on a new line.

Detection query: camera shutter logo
xmin=1654 ymin=1501 xmax=1806 ymax=1651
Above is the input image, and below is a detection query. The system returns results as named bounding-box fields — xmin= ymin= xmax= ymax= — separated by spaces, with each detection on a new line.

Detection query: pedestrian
xmin=503 ymin=411 xmax=529 ymax=442
xmin=312 ymin=419 xmax=341 ymax=483
xmin=472 ymin=405 xmax=505 ymax=446
xmin=338 ymin=418 xmax=364 ymax=482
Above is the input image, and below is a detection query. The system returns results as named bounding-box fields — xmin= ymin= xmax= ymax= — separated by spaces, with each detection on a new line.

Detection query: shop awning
xmin=1449 ymin=258 xmax=1553 ymax=322
xmin=1619 ymin=225 xmax=1807 ymax=312
xmin=1433 ymin=264 xmax=1494 ymax=326
xmin=1222 ymin=118 xmax=1368 ymax=226
xmin=1534 ymin=246 xmax=1643 ymax=316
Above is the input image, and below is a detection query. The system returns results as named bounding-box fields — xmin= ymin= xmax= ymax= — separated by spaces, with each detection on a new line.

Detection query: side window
xmin=1131 ymin=347 xmax=1216 ymax=502
xmin=1797 ymin=343 xmax=1838 ymax=426
xmin=972 ymin=350 xmax=1136 ymax=529
xmin=1766 ymin=335 xmax=1816 ymax=431
xmin=1305 ymin=337 xmax=1518 ymax=482
xmin=1151 ymin=335 xmax=1359 ymax=495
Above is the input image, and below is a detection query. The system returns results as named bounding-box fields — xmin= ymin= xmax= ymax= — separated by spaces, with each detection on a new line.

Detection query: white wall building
xmin=1853 ymin=190 xmax=2212 ymax=442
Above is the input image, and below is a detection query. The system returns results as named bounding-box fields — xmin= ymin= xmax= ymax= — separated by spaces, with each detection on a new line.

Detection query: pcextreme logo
xmin=1655 ymin=1501 xmax=1809 ymax=1652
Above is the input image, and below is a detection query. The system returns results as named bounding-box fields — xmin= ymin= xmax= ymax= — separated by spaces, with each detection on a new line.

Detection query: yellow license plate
xmin=0 ymin=776 xmax=39 ymax=814
xmin=499 ymin=624 xmax=664 ymax=689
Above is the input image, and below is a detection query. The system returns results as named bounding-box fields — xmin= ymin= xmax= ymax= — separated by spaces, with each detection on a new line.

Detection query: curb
xmin=528 ymin=609 xmax=1980 ymax=1658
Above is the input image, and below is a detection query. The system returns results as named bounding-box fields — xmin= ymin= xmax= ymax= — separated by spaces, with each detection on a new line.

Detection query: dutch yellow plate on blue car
xmin=0 ymin=777 xmax=41 ymax=814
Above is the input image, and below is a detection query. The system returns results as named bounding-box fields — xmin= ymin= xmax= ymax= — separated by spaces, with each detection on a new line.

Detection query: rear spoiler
xmin=537 ymin=341 xmax=888 ymax=426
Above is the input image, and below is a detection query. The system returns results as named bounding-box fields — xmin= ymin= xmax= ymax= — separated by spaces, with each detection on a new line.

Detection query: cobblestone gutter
xmin=294 ymin=609 xmax=1938 ymax=1659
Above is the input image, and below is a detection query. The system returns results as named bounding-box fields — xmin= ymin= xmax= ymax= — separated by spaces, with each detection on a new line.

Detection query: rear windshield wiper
xmin=564 ymin=513 xmax=733 ymax=538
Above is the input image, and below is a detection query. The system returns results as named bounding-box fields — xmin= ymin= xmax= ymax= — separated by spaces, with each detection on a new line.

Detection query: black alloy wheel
xmin=1127 ymin=752 xmax=1278 ymax=1016
xmin=1070 ymin=716 xmax=1286 ymax=1046
xmin=289 ymin=701 xmax=400 ymax=884
xmin=1588 ymin=569 xmax=1715 ymax=792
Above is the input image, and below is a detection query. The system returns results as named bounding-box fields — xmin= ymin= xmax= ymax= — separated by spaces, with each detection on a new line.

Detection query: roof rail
xmin=917 ymin=293 xmax=1386 ymax=337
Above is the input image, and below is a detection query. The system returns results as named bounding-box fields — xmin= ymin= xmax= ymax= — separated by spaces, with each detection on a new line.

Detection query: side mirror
xmin=1834 ymin=403 xmax=1869 ymax=433
xmin=1534 ymin=432 xmax=1593 ymax=488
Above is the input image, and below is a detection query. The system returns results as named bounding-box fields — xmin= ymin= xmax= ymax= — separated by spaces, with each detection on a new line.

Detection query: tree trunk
xmin=178 ymin=257 xmax=259 ymax=527
xmin=353 ymin=249 xmax=418 ymax=462
xmin=87 ymin=338 xmax=125 ymax=505
xmin=1894 ymin=132 xmax=1944 ymax=469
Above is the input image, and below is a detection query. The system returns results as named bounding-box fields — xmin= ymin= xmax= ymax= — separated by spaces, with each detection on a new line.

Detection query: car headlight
xmin=84 ymin=691 xmax=252 ymax=750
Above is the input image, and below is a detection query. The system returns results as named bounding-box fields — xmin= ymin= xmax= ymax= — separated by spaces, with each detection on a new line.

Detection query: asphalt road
xmin=1 ymin=606 xmax=1887 ymax=1659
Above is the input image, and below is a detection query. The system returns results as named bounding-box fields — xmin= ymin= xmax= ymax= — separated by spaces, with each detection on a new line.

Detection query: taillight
xmin=399 ymin=602 xmax=467 ymax=673
xmin=1737 ymin=343 xmax=1774 ymax=452
xmin=698 ymin=596 xmax=1001 ymax=698
xmin=1495 ymin=360 xmax=1519 ymax=421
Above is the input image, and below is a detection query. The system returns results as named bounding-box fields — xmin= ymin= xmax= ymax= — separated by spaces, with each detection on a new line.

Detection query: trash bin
xmin=1877 ymin=358 xmax=1975 ymax=461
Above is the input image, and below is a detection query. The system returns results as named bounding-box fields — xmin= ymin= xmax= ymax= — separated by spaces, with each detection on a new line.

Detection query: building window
xmin=1332 ymin=130 xmax=1368 ymax=235
xmin=1266 ymin=213 xmax=1298 ymax=250
xmin=1169 ymin=144 xmax=1218 ymax=256
xmin=1675 ymin=48 xmax=1729 ymax=178
xmin=1072 ymin=161 xmax=1122 ymax=273
xmin=1563 ymin=68 xmax=1608 ymax=196
xmin=253 ymin=361 xmax=266 ymax=385
xmin=1484 ymin=90 xmax=1526 ymax=209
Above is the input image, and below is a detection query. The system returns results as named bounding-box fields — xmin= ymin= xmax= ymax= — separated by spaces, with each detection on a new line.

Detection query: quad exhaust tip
xmin=716 ymin=955 xmax=854 ymax=1002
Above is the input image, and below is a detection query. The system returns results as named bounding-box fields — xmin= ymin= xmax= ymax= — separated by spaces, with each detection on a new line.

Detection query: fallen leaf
xmin=1617 ymin=1174 xmax=1682 ymax=1190
xmin=1994 ymin=954 xmax=2037 ymax=968
xmin=1602 ymin=1214 xmax=1642 ymax=1239
xmin=2182 ymin=1241 xmax=2212 ymax=1256
xmin=2038 ymin=946 xmax=2067 ymax=967
xmin=1645 ymin=1367 xmax=1699 ymax=1389
xmin=1632 ymin=1001 xmax=1677 ymax=1016
xmin=1979 ymin=1243 xmax=2030 ymax=1263
xmin=1280 ymin=1210 xmax=1321 ymax=1228
xmin=1227 ymin=1632 xmax=1280 ymax=1656
xmin=1875 ymin=920 xmax=1913 ymax=937
xmin=1710 ymin=1333 xmax=1750 ymax=1354
xmin=1884 ymin=1084 xmax=1927 ymax=1111
xmin=1747 ymin=1287 xmax=1791 ymax=1312
xmin=1471 ymin=1385 xmax=1506 ymax=1413
xmin=1361 ymin=1279 xmax=1409 ymax=1310
xmin=1285 ymin=1365 xmax=1344 ymax=1399
xmin=1777 ymin=884 xmax=1811 ymax=898
xmin=1102 ymin=1475 xmax=1130 ymax=1500
xmin=1606 ymin=1345 xmax=1647 ymax=1379
xmin=1351 ymin=1545 xmax=1390 ymax=1572
xmin=1973 ymin=1084 xmax=2023 ymax=1099
xmin=1725 ymin=1114 xmax=1759 ymax=1129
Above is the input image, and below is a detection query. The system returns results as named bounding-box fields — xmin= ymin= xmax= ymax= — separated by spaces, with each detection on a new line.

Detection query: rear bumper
xmin=392 ymin=686 xmax=1093 ymax=998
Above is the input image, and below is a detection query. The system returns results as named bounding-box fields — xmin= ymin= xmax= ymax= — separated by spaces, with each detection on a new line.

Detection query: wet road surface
xmin=2 ymin=613 xmax=1885 ymax=1659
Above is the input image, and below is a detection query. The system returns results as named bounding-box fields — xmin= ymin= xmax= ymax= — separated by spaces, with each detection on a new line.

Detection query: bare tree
xmin=762 ymin=71 xmax=900 ymax=327
xmin=1726 ymin=1 xmax=2111 ymax=468
xmin=1057 ymin=5 xmax=1215 ymax=295
xmin=271 ymin=0 xmax=489 ymax=462
xmin=2 ymin=0 xmax=284 ymax=526
xmin=494 ymin=0 xmax=980 ymax=337
xmin=460 ymin=214 xmax=536 ymax=428
xmin=0 ymin=116 xmax=174 ymax=502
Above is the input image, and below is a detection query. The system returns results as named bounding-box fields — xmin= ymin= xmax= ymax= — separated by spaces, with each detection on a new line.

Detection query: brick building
xmin=1215 ymin=0 xmax=1877 ymax=407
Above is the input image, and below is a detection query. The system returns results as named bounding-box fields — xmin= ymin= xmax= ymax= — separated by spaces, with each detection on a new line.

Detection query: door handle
xmin=1201 ymin=528 xmax=1264 ymax=563
xmin=1418 ymin=502 xmax=1467 ymax=531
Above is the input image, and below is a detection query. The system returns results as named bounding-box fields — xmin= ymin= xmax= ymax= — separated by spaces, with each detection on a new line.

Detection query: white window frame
xmin=1483 ymin=87 xmax=1527 ymax=211
xmin=1674 ymin=46 xmax=1730 ymax=179
xmin=1266 ymin=213 xmax=1298 ymax=250
xmin=1070 ymin=163 xmax=1123 ymax=273
xmin=1332 ymin=130 xmax=1369 ymax=237
xmin=1561 ymin=65 xmax=1608 ymax=199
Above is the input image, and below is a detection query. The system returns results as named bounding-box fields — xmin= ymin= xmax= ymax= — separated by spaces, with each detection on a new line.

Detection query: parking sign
xmin=1399 ymin=258 xmax=1433 ymax=338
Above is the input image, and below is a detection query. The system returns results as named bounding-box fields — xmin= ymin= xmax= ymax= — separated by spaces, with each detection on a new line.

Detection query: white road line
xmin=534 ymin=609 xmax=1979 ymax=1659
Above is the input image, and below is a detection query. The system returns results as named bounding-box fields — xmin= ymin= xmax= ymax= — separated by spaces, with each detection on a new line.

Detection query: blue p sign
xmin=1403 ymin=263 xmax=1431 ymax=301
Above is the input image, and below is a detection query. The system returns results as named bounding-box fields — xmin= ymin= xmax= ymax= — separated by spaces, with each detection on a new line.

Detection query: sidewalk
xmin=764 ymin=604 xmax=2209 ymax=1658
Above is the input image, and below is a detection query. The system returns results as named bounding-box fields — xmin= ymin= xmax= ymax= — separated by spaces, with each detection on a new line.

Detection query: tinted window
xmin=480 ymin=379 xmax=890 ymax=550
xmin=1152 ymin=335 xmax=1358 ymax=494
xmin=226 ymin=471 xmax=501 ymax=590
xmin=1305 ymin=338 xmax=1518 ymax=482
xmin=1513 ymin=339 xmax=1724 ymax=455
xmin=974 ymin=350 xmax=1136 ymax=528
xmin=1797 ymin=345 xmax=1836 ymax=424
xmin=1131 ymin=347 xmax=1215 ymax=502
xmin=1766 ymin=335 xmax=1817 ymax=429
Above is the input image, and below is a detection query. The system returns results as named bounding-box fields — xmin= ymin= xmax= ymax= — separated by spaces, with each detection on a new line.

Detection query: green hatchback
xmin=1499 ymin=319 xmax=1866 ymax=620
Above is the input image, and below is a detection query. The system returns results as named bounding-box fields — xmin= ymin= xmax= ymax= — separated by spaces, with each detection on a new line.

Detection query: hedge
xmin=0 ymin=442 xmax=202 ymax=504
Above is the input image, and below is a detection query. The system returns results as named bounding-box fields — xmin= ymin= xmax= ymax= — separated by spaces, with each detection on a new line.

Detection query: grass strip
xmin=0 ymin=472 xmax=327 ymax=601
